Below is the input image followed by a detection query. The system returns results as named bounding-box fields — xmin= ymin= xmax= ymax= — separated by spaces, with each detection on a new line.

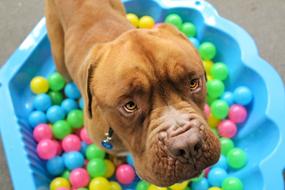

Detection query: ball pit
xmin=0 ymin=0 xmax=285 ymax=190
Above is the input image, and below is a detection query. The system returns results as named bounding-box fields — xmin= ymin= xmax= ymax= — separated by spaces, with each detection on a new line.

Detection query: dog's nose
xmin=166 ymin=127 xmax=202 ymax=161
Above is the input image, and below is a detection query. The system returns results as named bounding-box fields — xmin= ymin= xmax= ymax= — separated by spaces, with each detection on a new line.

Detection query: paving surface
xmin=0 ymin=0 xmax=284 ymax=189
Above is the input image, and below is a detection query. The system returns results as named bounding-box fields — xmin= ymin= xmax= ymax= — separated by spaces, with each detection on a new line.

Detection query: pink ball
xmin=204 ymin=104 xmax=210 ymax=118
xmin=53 ymin=140 xmax=62 ymax=155
xmin=36 ymin=139 xmax=57 ymax=160
xmin=56 ymin=188 xmax=69 ymax=190
xmin=229 ymin=104 xmax=247 ymax=123
xmin=62 ymin=134 xmax=81 ymax=152
xmin=116 ymin=164 xmax=136 ymax=185
xmin=218 ymin=120 xmax=237 ymax=138
xmin=33 ymin=124 xmax=52 ymax=142
xmin=69 ymin=168 xmax=90 ymax=188
xmin=80 ymin=128 xmax=92 ymax=144
xmin=204 ymin=167 xmax=210 ymax=177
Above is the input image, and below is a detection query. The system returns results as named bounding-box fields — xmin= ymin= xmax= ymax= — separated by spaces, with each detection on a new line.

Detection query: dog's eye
xmin=123 ymin=101 xmax=138 ymax=113
xmin=190 ymin=78 xmax=200 ymax=91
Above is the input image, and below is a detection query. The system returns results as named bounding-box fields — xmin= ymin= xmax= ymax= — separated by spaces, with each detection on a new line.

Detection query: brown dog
xmin=45 ymin=0 xmax=220 ymax=186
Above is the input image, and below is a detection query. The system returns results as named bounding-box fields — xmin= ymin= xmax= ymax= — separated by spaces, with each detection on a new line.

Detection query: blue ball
xmin=207 ymin=167 xmax=228 ymax=187
xmin=64 ymin=82 xmax=81 ymax=99
xmin=61 ymin=99 xmax=78 ymax=113
xmin=126 ymin=154 xmax=134 ymax=166
xmin=79 ymin=97 xmax=84 ymax=109
xmin=46 ymin=105 xmax=65 ymax=123
xmin=221 ymin=91 xmax=234 ymax=106
xmin=213 ymin=155 xmax=228 ymax=170
xmin=63 ymin=151 xmax=84 ymax=170
xmin=46 ymin=156 xmax=65 ymax=176
xmin=80 ymin=142 xmax=88 ymax=155
xmin=189 ymin=37 xmax=200 ymax=48
xmin=233 ymin=86 xmax=253 ymax=105
xmin=33 ymin=94 xmax=52 ymax=111
xmin=191 ymin=177 xmax=208 ymax=190
xmin=28 ymin=111 xmax=47 ymax=128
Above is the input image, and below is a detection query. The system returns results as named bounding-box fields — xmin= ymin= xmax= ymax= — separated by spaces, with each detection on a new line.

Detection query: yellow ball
xmin=208 ymin=113 xmax=221 ymax=128
xmin=104 ymin=159 xmax=115 ymax=178
xmin=170 ymin=181 xmax=189 ymax=190
xmin=89 ymin=177 xmax=110 ymax=190
xmin=30 ymin=76 xmax=49 ymax=94
xmin=127 ymin=13 xmax=139 ymax=27
xmin=110 ymin=181 xmax=122 ymax=190
xmin=139 ymin=16 xmax=155 ymax=29
xmin=148 ymin=184 xmax=168 ymax=190
xmin=208 ymin=187 xmax=221 ymax=190
xmin=49 ymin=177 xmax=70 ymax=190
xmin=203 ymin=60 xmax=213 ymax=75
xmin=207 ymin=75 xmax=213 ymax=81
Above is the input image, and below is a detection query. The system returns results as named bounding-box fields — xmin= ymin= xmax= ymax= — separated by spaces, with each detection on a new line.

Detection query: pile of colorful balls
xmin=27 ymin=13 xmax=252 ymax=190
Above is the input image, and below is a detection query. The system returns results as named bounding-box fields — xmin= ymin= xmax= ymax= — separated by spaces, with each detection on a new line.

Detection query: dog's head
xmin=81 ymin=24 xmax=220 ymax=186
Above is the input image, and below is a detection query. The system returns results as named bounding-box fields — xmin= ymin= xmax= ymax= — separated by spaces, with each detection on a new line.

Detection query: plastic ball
xmin=53 ymin=140 xmax=63 ymax=155
xmin=148 ymin=185 xmax=167 ymax=190
xmin=211 ymin=127 xmax=219 ymax=137
xmin=218 ymin=120 xmax=237 ymax=138
xmin=50 ymin=177 xmax=70 ymax=190
xmin=207 ymin=79 xmax=225 ymax=99
xmin=64 ymin=82 xmax=81 ymax=99
xmin=67 ymin=109 xmax=83 ymax=129
xmin=139 ymin=16 xmax=155 ymax=29
xmin=228 ymin=104 xmax=247 ymax=123
xmin=189 ymin=37 xmax=200 ymax=48
xmin=170 ymin=181 xmax=189 ymax=190
xmin=61 ymin=99 xmax=78 ymax=113
xmin=208 ymin=114 xmax=220 ymax=128
xmin=203 ymin=60 xmax=213 ymax=74
xmin=222 ymin=177 xmax=243 ymax=190
xmin=80 ymin=128 xmax=92 ymax=144
xmin=213 ymin=155 xmax=228 ymax=170
xmin=46 ymin=105 xmax=65 ymax=123
xmin=48 ymin=91 xmax=64 ymax=105
xmin=204 ymin=104 xmax=210 ymax=118
xmin=207 ymin=167 xmax=228 ymax=187
xmin=126 ymin=154 xmax=134 ymax=166
xmin=30 ymin=76 xmax=49 ymax=94
xmin=77 ymin=188 xmax=88 ymax=190
xmin=211 ymin=100 xmax=229 ymax=119
xmin=127 ymin=13 xmax=139 ymax=27
xmin=69 ymin=168 xmax=90 ymax=188
xmin=33 ymin=123 xmax=52 ymax=142
xmin=220 ymin=138 xmax=234 ymax=156
xmin=89 ymin=177 xmax=110 ymax=190
xmin=164 ymin=14 xmax=183 ymax=29
xmin=79 ymin=97 xmax=84 ymax=109
xmin=62 ymin=134 xmax=81 ymax=152
xmin=87 ymin=158 xmax=107 ymax=177
xmin=86 ymin=144 xmax=106 ymax=160
xmin=233 ymin=86 xmax=253 ymax=105
xmin=80 ymin=141 xmax=88 ymax=155
xmin=191 ymin=172 xmax=204 ymax=182
xmin=110 ymin=181 xmax=122 ymax=190
xmin=136 ymin=180 xmax=149 ymax=190
xmin=104 ymin=159 xmax=115 ymax=178
xmin=208 ymin=188 xmax=221 ymax=190
xmin=227 ymin=148 xmax=247 ymax=169
xmin=63 ymin=151 xmax=85 ymax=170
xmin=191 ymin=177 xmax=209 ymax=190
xmin=221 ymin=91 xmax=234 ymax=106
xmin=28 ymin=110 xmax=47 ymax=128
xmin=61 ymin=170 xmax=70 ymax=179
xmin=181 ymin=22 xmax=196 ymax=37
xmin=211 ymin=62 xmax=228 ymax=80
xmin=33 ymin=93 xmax=52 ymax=111
xmin=52 ymin=120 xmax=72 ymax=140
xmin=46 ymin=156 xmax=65 ymax=176
xmin=37 ymin=139 xmax=57 ymax=160
xmin=199 ymin=42 xmax=216 ymax=61
xmin=116 ymin=164 xmax=136 ymax=185
xmin=48 ymin=72 xmax=66 ymax=91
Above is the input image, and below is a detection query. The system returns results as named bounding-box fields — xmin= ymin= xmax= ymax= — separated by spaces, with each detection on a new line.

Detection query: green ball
xmin=77 ymin=188 xmax=88 ymax=190
xmin=220 ymin=138 xmax=235 ymax=156
xmin=86 ymin=144 xmax=106 ymax=160
xmin=206 ymin=95 xmax=216 ymax=105
xmin=191 ymin=172 xmax=204 ymax=182
xmin=48 ymin=72 xmax=66 ymax=91
xmin=52 ymin=120 xmax=72 ymax=139
xmin=211 ymin=100 xmax=229 ymax=119
xmin=222 ymin=177 xmax=244 ymax=190
xmin=211 ymin=62 xmax=229 ymax=80
xmin=199 ymin=42 xmax=217 ymax=60
xmin=181 ymin=22 xmax=196 ymax=37
xmin=136 ymin=180 xmax=150 ymax=190
xmin=164 ymin=14 xmax=183 ymax=29
xmin=227 ymin=148 xmax=247 ymax=169
xmin=207 ymin=79 xmax=225 ymax=98
xmin=48 ymin=91 xmax=63 ymax=105
xmin=61 ymin=170 xmax=70 ymax=179
xmin=211 ymin=128 xmax=219 ymax=137
xmin=67 ymin=109 xmax=83 ymax=129
xmin=87 ymin=158 xmax=107 ymax=177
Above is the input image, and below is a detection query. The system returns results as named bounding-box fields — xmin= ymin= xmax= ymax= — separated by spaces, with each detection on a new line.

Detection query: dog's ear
xmin=86 ymin=63 xmax=95 ymax=118
xmin=155 ymin=23 xmax=188 ymax=40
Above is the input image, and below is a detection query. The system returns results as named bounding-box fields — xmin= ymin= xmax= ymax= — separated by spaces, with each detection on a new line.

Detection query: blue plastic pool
xmin=0 ymin=0 xmax=285 ymax=189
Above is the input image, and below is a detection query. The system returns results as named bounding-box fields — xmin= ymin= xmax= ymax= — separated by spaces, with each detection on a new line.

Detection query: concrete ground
xmin=0 ymin=0 xmax=284 ymax=189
